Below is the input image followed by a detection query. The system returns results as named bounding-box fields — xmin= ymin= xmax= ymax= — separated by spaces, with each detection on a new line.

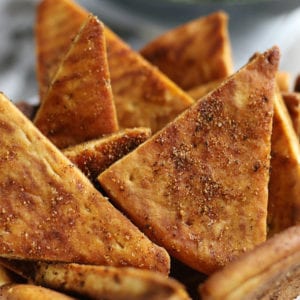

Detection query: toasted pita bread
xmin=34 ymin=15 xmax=119 ymax=149
xmin=140 ymin=12 xmax=233 ymax=90
xmin=98 ymin=47 xmax=279 ymax=274
xmin=0 ymin=284 xmax=76 ymax=300
xmin=104 ymin=27 xmax=194 ymax=133
xmin=267 ymin=90 xmax=300 ymax=237
xmin=36 ymin=0 xmax=88 ymax=101
xmin=0 ymin=92 xmax=169 ymax=275
xmin=63 ymin=128 xmax=151 ymax=182
xmin=282 ymin=92 xmax=300 ymax=138
xmin=9 ymin=262 xmax=190 ymax=300
xmin=200 ymin=225 xmax=300 ymax=300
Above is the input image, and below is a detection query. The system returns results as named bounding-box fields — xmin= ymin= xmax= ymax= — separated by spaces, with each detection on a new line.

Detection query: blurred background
xmin=0 ymin=0 xmax=300 ymax=102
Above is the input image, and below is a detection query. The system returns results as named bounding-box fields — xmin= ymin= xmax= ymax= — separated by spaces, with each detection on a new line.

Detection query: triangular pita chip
xmin=63 ymin=128 xmax=151 ymax=183
xmin=5 ymin=262 xmax=190 ymax=300
xmin=0 ymin=284 xmax=75 ymax=300
xmin=0 ymin=92 xmax=169 ymax=275
xmin=282 ymin=92 xmax=300 ymax=138
xmin=34 ymin=15 xmax=119 ymax=149
xmin=36 ymin=0 xmax=88 ymax=101
xmin=199 ymin=225 xmax=300 ymax=300
xmin=267 ymin=90 xmax=300 ymax=237
xmin=104 ymin=27 xmax=194 ymax=133
xmin=98 ymin=47 xmax=279 ymax=274
xmin=140 ymin=11 xmax=233 ymax=90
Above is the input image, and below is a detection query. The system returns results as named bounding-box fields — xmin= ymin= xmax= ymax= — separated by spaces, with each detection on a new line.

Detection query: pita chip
xmin=34 ymin=15 xmax=119 ymax=149
xmin=99 ymin=47 xmax=279 ymax=274
xmin=104 ymin=27 xmax=194 ymax=133
xmin=8 ymin=262 xmax=190 ymax=300
xmin=36 ymin=0 xmax=88 ymax=101
xmin=0 ymin=92 xmax=169 ymax=275
xmin=267 ymin=90 xmax=300 ymax=237
xmin=0 ymin=284 xmax=76 ymax=300
xmin=140 ymin=12 xmax=233 ymax=90
xmin=200 ymin=225 xmax=300 ymax=300
xmin=282 ymin=92 xmax=300 ymax=138
xmin=63 ymin=128 xmax=151 ymax=183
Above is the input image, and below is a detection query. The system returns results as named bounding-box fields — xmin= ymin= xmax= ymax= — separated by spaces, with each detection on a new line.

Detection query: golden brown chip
xmin=276 ymin=71 xmax=290 ymax=92
xmin=98 ymin=47 xmax=279 ymax=274
xmin=267 ymin=90 xmax=300 ymax=237
xmin=0 ymin=284 xmax=76 ymax=300
xmin=282 ymin=92 xmax=300 ymax=138
xmin=140 ymin=11 xmax=233 ymax=90
xmin=0 ymin=92 xmax=169 ymax=275
xmin=199 ymin=225 xmax=300 ymax=300
xmin=14 ymin=262 xmax=190 ymax=300
xmin=63 ymin=128 xmax=151 ymax=182
xmin=34 ymin=15 xmax=119 ymax=149
xmin=104 ymin=27 xmax=194 ymax=133
xmin=36 ymin=0 xmax=88 ymax=101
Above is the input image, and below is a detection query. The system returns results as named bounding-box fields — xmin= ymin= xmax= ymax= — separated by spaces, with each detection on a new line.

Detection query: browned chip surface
xmin=0 ymin=284 xmax=76 ymax=300
xmin=282 ymin=92 xmax=300 ymax=138
xmin=34 ymin=15 xmax=118 ymax=149
xmin=99 ymin=47 xmax=279 ymax=274
xmin=104 ymin=27 xmax=194 ymax=133
xmin=36 ymin=0 xmax=88 ymax=101
xmin=0 ymin=92 xmax=169 ymax=275
xmin=140 ymin=11 xmax=233 ymax=90
xmin=63 ymin=128 xmax=151 ymax=182
xmin=267 ymin=91 xmax=300 ymax=237
xmin=199 ymin=226 xmax=300 ymax=300
xmin=23 ymin=262 xmax=190 ymax=300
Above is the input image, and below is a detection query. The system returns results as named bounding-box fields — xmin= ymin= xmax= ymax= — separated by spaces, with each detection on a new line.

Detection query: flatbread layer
xmin=34 ymin=15 xmax=118 ymax=149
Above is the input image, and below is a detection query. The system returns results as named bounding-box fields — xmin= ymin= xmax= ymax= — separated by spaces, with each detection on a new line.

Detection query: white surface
xmin=0 ymin=0 xmax=300 ymax=102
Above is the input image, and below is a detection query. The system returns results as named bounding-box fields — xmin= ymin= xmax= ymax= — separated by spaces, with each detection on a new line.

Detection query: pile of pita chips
xmin=140 ymin=12 xmax=233 ymax=91
xmin=99 ymin=47 xmax=279 ymax=274
xmin=200 ymin=225 xmax=300 ymax=300
xmin=0 ymin=92 xmax=169 ymax=274
xmin=34 ymin=15 xmax=119 ymax=149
